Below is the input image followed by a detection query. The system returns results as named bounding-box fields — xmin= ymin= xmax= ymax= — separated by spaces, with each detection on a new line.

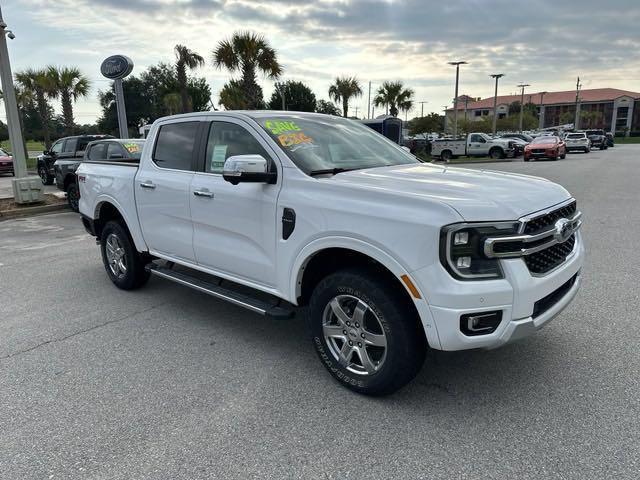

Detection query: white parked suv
xmin=77 ymin=111 xmax=584 ymax=395
xmin=565 ymin=132 xmax=591 ymax=153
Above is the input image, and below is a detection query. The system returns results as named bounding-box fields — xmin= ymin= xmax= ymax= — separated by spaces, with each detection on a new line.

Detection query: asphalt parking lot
xmin=1 ymin=146 xmax=639 ymax=479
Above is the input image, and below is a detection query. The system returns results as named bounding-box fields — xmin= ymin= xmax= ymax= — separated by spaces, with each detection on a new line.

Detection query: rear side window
xmin=88 ymin=143 xmax=107 ymax=160
xmin=63 ymin=138 xmax=77 ymax=153
xmin=77 ymin=138 xmax=91 ymax=153
xmin=107 ymin=143 xmax=126 ymax=159
xmin=153 ymin=122 xmax=199 ymax=171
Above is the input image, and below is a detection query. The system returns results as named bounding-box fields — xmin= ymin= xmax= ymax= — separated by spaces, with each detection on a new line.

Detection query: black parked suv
xmin=584 ymin=129 xmax=608 ymax=150
xmin=37 ymin=135 xmax=113 ymax=210
xmin=58 ymin=138 xmax=145 ymax=211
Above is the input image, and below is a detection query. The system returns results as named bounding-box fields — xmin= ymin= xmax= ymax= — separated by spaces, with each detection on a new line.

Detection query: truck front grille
xmin=524 ymin=234 xmax=576 ymax=274
xmin=523 ymin=201 xmax=577 ymax=235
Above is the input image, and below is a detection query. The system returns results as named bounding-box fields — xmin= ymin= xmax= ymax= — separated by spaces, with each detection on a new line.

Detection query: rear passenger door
xmin=136 ymin=120 xmax=203 ymax=263
xmin=189 ymin=118 xmax=281 ymax=287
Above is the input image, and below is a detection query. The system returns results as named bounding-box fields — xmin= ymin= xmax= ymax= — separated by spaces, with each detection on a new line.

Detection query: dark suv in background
xmin=583 ymin=129 xmax=608 ymax=150
xmin=55 ymin=138 xmax=145 ymax=211
xmin=38 ymin=135 xmax=113 ymax=186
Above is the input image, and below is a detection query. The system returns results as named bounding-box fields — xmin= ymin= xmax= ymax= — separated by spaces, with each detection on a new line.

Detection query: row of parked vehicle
xmin=37 ymin=134 xmax=145 ymax=211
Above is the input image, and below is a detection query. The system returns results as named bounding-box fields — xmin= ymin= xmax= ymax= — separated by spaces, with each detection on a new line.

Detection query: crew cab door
xmin=136 ymin=120 xmax=203 ymax=262
xmin=467 ymin=134 xmax=487 ymax=155
xmin=189 ymin=118 xmax=281 ymax=287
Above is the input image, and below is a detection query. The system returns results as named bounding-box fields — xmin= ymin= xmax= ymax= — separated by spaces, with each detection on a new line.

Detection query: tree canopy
xmin=268 ymin=80 xmax=316 ymax=112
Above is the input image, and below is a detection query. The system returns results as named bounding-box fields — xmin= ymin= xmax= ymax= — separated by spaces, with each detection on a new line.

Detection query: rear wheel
xmin=584 ymin=147 xmax=590 ymax=153
xmin=66 ymin=183 xmax=79 ymax=212
xmin=309 ymin=268 xmax=426 ymax=396
xmin=38 ymin=166 xmax=53 ymax=185
xmin=100 ymin=220 xmax=150 ymax=290
xmin=441 ymin=150 xmax=452 ymax=162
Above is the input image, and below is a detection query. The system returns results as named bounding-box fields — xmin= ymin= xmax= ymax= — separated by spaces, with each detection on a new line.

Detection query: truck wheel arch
xmin=93 ymin=199 xmax=147 ymax=252
xmin=292 ymin=239 xmax=441 ymax=349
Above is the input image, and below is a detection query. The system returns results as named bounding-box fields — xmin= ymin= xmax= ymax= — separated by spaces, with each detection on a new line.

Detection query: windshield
xmin=255 ymin=114 xmax=418 ymax=174
xmin=0 ymin=148 xmax=8 ymax=156
xmin=532 ymin=136 xmax=557 ymax=144
xmin=122 ymin=140 xmax=145 ymax=159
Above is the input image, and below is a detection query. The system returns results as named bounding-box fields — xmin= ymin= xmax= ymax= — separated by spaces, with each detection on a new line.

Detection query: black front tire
xmin=489 ymin=147 xmax=504 ymax=160
xmin=38 ymin=166 xmax=53 ymax=185
xmin=66 ymin=183 xmax=79 ymax=212
xmin=308 ymin=268 xmax=426 ymax=396
xmin=100 ymin=220 xmax=150 ymax=290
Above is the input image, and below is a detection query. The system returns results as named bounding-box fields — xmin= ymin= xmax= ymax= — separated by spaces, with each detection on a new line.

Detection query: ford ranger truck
xmin=77 ymin=111 xmax=584 ymax=396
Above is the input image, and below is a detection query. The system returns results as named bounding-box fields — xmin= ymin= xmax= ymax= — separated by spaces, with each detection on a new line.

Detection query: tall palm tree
xmin=174 ymin=45 xmax=205 ymax=113
xmin=328 ymin=76 xmax=362 ymax=118
xmin=212 ymin=31 xmax=282 ymax=109
xmin=48 ymin=66 xmax=90 ymax=134
xmin=373 ymin=81 xmax=414 ymax=117
xmin=15 ymin=68 xmax=57 ymax=148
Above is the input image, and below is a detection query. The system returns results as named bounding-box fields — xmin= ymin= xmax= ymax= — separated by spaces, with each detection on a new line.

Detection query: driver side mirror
xmin=43 ymin=150 xmax=52 ymax=156
xmin=223 ymin=154 xmax=276 ymax=185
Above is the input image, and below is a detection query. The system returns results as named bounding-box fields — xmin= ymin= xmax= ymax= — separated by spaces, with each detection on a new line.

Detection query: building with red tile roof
xmin=446 ymin=88 xmax=640 ymax=133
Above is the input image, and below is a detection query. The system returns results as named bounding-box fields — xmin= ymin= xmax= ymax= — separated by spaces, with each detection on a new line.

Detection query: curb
xmin=0 ymin=202 xmax=70 ymax=221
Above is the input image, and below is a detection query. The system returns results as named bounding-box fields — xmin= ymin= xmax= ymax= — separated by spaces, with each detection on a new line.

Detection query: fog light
xmin=456 ymin=256 xmax=471 ymax=268
xmin=460 ymin=310 xmax=503 ymax=336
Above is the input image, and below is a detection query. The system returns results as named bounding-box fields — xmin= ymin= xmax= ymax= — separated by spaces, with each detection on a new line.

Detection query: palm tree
xmin=212 ymin=31 xmax=282 ymax=109
xmin=15 ymin=68 xmax=57 ymax=148
xmin=373 ymin=81 xmax=414 ymax=117
xmin=48 ymin=66 xmax=90 ymax=134
xmin=218 ymin=80 xmax=252 ymax=110
xmin=174 ymin=45 xmax=205 ymax=113
xmin=328 ymin=76 xmax=362 ymax=118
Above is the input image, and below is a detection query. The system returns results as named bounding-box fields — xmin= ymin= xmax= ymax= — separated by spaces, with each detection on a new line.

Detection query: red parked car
xmin=524 ymin=135 xmax=566 ymax=161
xmin=0 ymin=148 xmax=14 ymax=175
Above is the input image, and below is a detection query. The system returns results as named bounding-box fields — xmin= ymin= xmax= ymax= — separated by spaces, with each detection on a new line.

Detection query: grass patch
xmin=0 ymin=140 xmax=45 ymax=152
xmin=614 ymin=137 xmax=640 ymax=144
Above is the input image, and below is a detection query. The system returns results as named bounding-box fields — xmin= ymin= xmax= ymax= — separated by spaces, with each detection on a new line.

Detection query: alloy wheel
xmin=322 ymin=294 xmax=388 ymax=375
xmin=105 ymin=233 xmax=127 ymax=278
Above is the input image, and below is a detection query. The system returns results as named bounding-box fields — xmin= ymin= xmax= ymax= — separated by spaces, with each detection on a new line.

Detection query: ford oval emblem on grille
xmin=554 ymin=218 xmax=572 ymax=243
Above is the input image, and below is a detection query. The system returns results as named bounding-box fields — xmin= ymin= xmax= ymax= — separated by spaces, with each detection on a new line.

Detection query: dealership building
xmin=446 ymin=88 xmax=640 ymax=134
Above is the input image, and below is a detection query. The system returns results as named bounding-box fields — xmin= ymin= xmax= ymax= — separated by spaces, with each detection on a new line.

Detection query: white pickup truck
xmin=431 ymin=132 xmax=519 ymax=161
xmin=77 ymin=111 xmax=584 ymax=395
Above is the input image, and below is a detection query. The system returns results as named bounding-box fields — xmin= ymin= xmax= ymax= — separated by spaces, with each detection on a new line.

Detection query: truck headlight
xmin=440 ymin=222 xmax=519 ymax=280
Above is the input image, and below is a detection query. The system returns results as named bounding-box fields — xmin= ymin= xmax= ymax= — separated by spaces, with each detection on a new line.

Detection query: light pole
xmin=538 ymin=91 xmax=547 ymax=129
xmin=418 ymin=101 xmax=428 ymax=117
xmin=0 ymin=7 xmax=27 ymax=179
xmin=490 ymin=74 xmax=504 ymax=135
xmin=367 ymin=81 xmax=371 ymax=118
xmin=574 ymin=77 xmax=582 ymax=130
xmin=448 ymin=61 xmax=467 ymax=138
xmin=517 ymin=83 xmax=530 ymax=132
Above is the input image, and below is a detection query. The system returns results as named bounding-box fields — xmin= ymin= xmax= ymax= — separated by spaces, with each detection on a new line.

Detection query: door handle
xmin=139 ymin=182 xmax=156 ymax=189
xmin=193 ymin=189 xmax=214 ymax=198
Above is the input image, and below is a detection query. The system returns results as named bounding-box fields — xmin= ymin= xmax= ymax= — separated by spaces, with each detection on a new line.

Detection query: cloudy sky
xmin=3 ymin=0 xmax=639 ymax=123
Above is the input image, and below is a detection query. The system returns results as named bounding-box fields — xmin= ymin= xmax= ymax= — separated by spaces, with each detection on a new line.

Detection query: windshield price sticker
xmin=278 ymin=132 xmax=314 ymax=147
xmin=123 ymin=143 xmax=140 ymax=153
xmin=265 ymin=120 xmax=301 ymax=135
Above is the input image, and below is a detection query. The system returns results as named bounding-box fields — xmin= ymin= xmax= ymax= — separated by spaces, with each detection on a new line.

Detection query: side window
xmin=470 ymin=134 xmax=481 ymax=143
xmin=205 ymin=121 xmax=271 ymax=174
xmin=107 ymin=143 xmax=126 ymax=159
xmin=63 ymin=138 xmax=77 ymax=153
xmin=76 ymin=138 xmax=91 ymax=154
xmin=153 ymin=122 xmax=199 ymax=171
xmin=50 ymin=140 xmax=64 ymax=154
xmin=88 ymin=143 xmax=107 ymax=160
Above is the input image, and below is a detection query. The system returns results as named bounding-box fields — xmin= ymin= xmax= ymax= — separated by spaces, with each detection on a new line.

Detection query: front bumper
xmin=411 ymin=231 xmax=585 ymax=351
xmin=0 ymin=164 xmax=14 ymax=173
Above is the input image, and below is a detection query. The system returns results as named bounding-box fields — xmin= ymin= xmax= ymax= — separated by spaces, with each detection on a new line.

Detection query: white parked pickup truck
xmin=432 ymin=132 xmax=519 ymax=161
xmin=77 ymin=111 xmax=584 ymax=395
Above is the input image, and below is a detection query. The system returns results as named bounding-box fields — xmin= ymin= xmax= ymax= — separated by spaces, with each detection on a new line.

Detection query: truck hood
xmin=330 ymin=163 xmax=571 ymax=221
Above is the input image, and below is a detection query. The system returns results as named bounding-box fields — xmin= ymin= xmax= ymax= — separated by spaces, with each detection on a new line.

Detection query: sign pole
xmin=100 ymin=55 xmax=133 ymax=138
xmin=114 ymin=78 xmax=128 ymax=138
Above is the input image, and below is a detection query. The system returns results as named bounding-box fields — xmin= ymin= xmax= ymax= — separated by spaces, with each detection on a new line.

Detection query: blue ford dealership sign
xmin=100 ymin=55 xmax=134 ymax=80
